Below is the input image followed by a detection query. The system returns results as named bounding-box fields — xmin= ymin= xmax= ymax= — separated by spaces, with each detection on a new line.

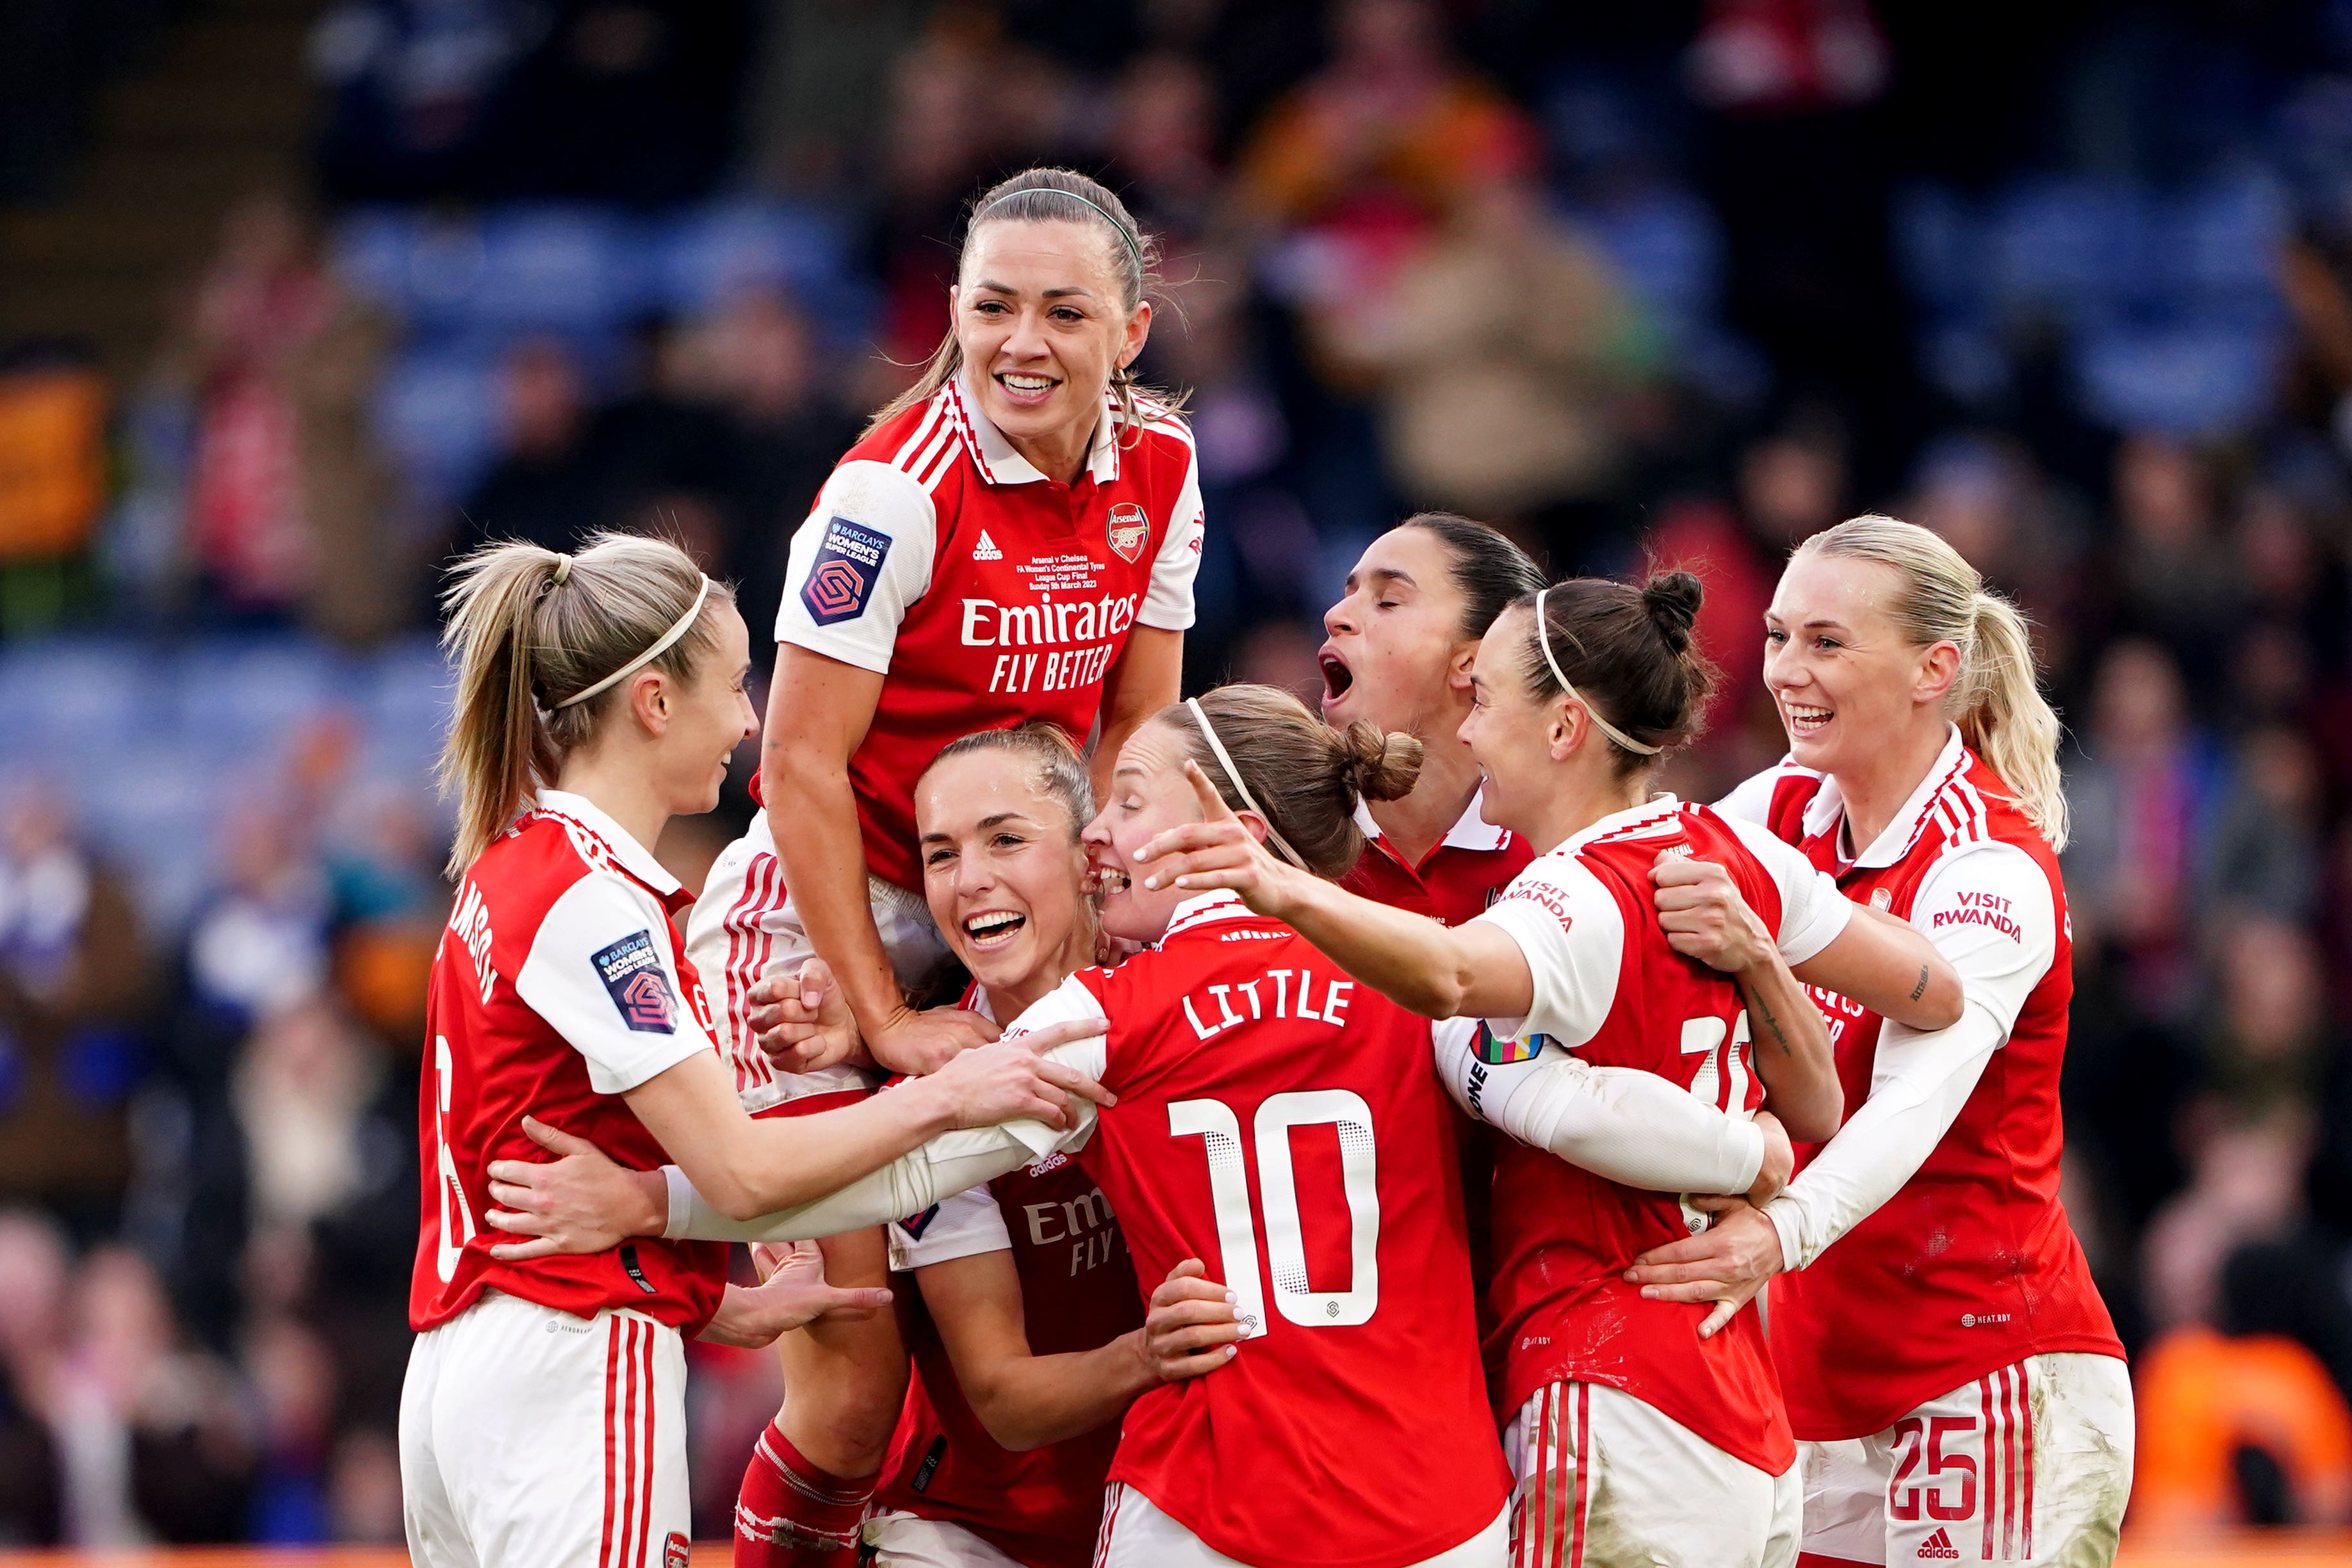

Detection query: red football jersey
xmin=1337 ymin=788 xmax=1532 ymax=1385
xmin=1013 ymin=894 xmax=1509 ymax=1568
xmin=772 ymin=370 xmax=1204 ymax=892
xmin=1725 ymin=736 xmax=2123 ymax=1438
xmin=412 ymin=791 xmax=726 ymax=1334
xmin=1466 ymin=797 xmax=1846 ymax=1476
xmin=874 ymin=1151 xmax=1143 ymax=1568
xmin=1338 ymin=788 xmax=1532 ymax=927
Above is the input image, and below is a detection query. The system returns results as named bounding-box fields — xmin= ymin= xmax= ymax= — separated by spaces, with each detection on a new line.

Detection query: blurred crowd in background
xmin=12 ymin=0 xmax=2352 ymax=1546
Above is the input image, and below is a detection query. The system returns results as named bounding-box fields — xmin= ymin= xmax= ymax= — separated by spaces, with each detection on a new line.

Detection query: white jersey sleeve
xmin=1721 ymin=815 xmax=1852 ymax=965
xmin=513 ymin=872 xmax=714 ymax=1095
xmin=773 ymin=459 xmax=940 ymax=673
xmin=1433 ymin=1018 xmax=1764 ymax=1195
xmin=1713 ymin=760 xmax=1800 ymax=826
xmin=1763 ymin=839 xmax=2059 ymax=1270
xmin=1466 ymin=851 xmax=1624 ymax=1049
xmin=1139 ymin=430 xmax=1204 ymax=632
xmin=660 ymin=975 xmax=1111 ymax=1245
xmin=888 ymin=1185 xmax=1013 ymax=1271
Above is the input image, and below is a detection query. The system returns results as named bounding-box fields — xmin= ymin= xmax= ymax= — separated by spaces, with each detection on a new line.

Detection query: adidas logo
xmin=972 ymin=530 xmax=1002 ymax=560
xmin=1917 ymin=1528 xmax=1960 ymax=1560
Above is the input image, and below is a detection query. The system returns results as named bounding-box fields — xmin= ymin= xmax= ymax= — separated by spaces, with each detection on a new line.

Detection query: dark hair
xmin=1510 ymin=570 xmax=1717 ymax=777
xmin=1155 ymin=685 xmax=1422 ymax=880
xmin=866 ymin=167 xmax=1183 ymax=441
xmin=1398 ymin=512 xmax=1548 ymax=642
xmin=920 ymin=722 xmax=1093 ymax=840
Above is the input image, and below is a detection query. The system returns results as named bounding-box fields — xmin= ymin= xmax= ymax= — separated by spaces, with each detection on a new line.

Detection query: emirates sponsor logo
xmin=1918 ymin=1528 xmax=1960 ymax=1559
xmin=972 ymin=529 xmax=1003 ymax=561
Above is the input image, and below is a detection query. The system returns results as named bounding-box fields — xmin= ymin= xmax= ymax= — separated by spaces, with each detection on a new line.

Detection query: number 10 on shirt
xmin=1168 ymin=1091 xmax=1381 ymax=1337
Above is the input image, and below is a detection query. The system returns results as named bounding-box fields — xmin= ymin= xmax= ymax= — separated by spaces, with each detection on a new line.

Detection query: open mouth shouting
xmin=1318 ymin=644 xmax=1355 ymax=720
xmin=1781 ymin=699 xmax=1833 ymax=741
xmin=961 ymin=908 xmax=1029 ymax=951
xmin=994 ymin=369 xmax=1061 ymax=409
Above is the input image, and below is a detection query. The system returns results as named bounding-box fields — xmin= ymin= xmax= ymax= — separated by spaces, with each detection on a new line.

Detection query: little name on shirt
xmin=1181 ymin=966 xmax=1355 ymax=1040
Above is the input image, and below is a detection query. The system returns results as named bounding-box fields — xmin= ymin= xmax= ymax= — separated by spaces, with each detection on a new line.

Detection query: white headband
xmin=1532 ymin=587 xmax=1662 ymax=757
xmin=1186 ymin=697 xmax=1309 ymax=870
xmin=553 ymin=575 xmax=712 ymax=709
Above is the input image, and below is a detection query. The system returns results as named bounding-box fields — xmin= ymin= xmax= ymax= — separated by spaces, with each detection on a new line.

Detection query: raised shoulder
xmin=1716 ymin=758 xmax=1822 ymax=835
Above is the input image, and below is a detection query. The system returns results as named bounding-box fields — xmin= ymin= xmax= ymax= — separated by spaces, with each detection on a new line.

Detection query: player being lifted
xmin=1131 ymin=574 xmax=1964 ymax=1567
xmin=685 ymin=167 xmax=1202 ymax=1565
xmin=1626 ymin=518 xmax=2134 ymax=1568
xmin=494 ymin=683 xmax=1858 ymax=1565
xmin=400 ymin=535 xmax=1106 ymax=1568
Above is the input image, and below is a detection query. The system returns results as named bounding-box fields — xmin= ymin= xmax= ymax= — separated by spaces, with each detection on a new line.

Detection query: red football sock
xmin=733 ymin=1420 xmax=873 ymax=1567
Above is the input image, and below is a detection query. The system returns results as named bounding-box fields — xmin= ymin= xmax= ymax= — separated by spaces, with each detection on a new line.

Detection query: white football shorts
xmin=400 ymin=1289 xmax=689 ymax=1568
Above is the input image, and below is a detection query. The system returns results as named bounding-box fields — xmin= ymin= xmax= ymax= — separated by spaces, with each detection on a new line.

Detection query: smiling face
xmin=1455 ymin=607 xmax=1562 ymax=840
xmin=1763 ymin=552 xmax=1951 ymax=772
xmin=1082 ymin=718 xmax=1225 ymax=944
xmin=916 ymin=749 xmax=1093 ymax=1002
xmin=1319 ymin=525 xmax=1476 ymax=731
xmin=954 ymin=219 xmax=1150 ymax=455
xmin=652 ymin=603 xmax=757 ymax=817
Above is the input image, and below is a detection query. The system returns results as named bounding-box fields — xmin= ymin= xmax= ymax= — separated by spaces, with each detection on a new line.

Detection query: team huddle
xmin=396 ymin=168 xmax=2136 ymax=1568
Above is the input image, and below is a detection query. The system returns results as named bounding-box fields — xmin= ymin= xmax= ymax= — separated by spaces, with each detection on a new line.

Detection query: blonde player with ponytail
xmin=1627 ymin=517 xmax=2132 ymax=1568
xmin=401 ymin=533 xmax=1109 ymax=1568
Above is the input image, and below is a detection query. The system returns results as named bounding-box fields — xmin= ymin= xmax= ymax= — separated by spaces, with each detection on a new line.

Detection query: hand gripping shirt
xmin=773 ymin=369 xmax=1204 ymax=892
xmin=1719 ymin=730 xmax=2124 ymax=1439
xmin=1464 ymin=796 xmax=1850 ymax=1475
xmin=411 ymin=791 xmax=725 ymax=1334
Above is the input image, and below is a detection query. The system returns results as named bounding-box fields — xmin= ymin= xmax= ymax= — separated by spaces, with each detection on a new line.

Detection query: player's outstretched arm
xmin=765 ymin=646 xmax=999 ymax=1074
xmin=695 ymin=1243 xmax=896 ymax=1348
xmin=1792 ymin=902 xmax=1962 ymax=1031
xmin=1135 ymin=761 xmax=1536 ymax=1020
xmin=1091 ymin=626 xmax=1184 ymax=803
xmin=1435 ymin=1028 xmax=1792 ymax=1202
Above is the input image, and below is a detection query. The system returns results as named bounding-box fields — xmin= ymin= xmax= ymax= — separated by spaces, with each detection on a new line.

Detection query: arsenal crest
xmin=1106 ymin=502 xmax=1150 ymax=563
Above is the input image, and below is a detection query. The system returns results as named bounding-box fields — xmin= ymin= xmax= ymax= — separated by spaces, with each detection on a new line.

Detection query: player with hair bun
xmin=400 ymin=534 xmax=1108 ymax=1568
xmin=1630 ymin=516 xmax=2133 ymax=1568
xmin=1133 ymin=575 xmax=1966 ymax=1567
xmin=685 ymin=165 xmax=1205 ymax=1564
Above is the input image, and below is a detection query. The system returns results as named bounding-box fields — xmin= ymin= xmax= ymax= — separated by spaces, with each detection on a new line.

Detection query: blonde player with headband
xmin=1125 ymin=576 xmax=1965 ymax=1566
xmin=402 ymin=533 xmax=1113 ymax=1568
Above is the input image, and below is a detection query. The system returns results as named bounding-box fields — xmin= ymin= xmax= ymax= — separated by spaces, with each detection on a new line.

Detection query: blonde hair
xmin=866 ymin=167 xmax=1184 ymax=443
xmin=436 ymin=532 xmax=736 ymax=874
xmin=1156 ymin=685 xmax=1423 ymax=881
xmin=1796 ymin=514 xmax=2068 ymax=849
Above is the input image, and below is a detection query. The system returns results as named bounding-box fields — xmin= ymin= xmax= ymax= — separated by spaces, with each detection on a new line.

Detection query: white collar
xmin=1351 ymin=787 xmax=1514 ymax=856
xmin=1544 ymin=794 xmax=1685 ymax=859
xmin=952 ymin=365 xmax=1122 ymax=487
xmin=1798 ymin=724 xmax=1968 ymax=870
xmin=1162 ymin=889 xmax=1249 ymax=940
xmin=533 ymin=790 xmax=682 ymax=896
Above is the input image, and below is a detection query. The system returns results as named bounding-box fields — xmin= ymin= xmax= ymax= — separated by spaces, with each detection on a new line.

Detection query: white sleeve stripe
xmin=890 ymin=398 xmax=945 ymax=470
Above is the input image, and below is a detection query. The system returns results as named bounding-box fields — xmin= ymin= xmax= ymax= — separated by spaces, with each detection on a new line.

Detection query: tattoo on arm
xmin=1909 ymin=965 xmax=1928 ymax=1002
xmin=1741 ymin=981 xmax=1794 ymax=1060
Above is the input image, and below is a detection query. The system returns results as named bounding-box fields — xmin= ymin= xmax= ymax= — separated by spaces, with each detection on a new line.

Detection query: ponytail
xmin=1796 ymin=515 xmax=2069 ymax=849
xmin=1959 ymin=591 xmax=2069 ymax=850
xmin=437 ymin=532 xmax=735 ymax=875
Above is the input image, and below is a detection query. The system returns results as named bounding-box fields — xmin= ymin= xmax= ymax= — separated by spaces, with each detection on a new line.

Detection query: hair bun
xmin=1641 ymin=570 xmax=1704 ymax=655
xmin=1337 ymin=721 xmax=1425 ymax=803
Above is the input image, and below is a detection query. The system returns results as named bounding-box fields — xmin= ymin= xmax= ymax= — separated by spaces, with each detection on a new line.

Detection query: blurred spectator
xmin=0 ymin=1210 xmax=66 ymax=1545
xmin=457 ymin=336 xmax=604 ymax=556
xmin=2099 ymin=435 xmax=2244 ymax=692
xmin=233 ymin=999 xmax=385 ymax=1239
xmin=1331 ymin=156 xmax=1655 ymax=537
xmin=184 ymin=195 xmax=334 ymax=619
xmin=50 ymin=1246 xmax=256 ymax=1544
xmin=2136 ymin=1239 xmax=2352 ymax=1532
xmin=310 ymin=0 xmax=544 ymax=202
xmin=0 ymin=341 xmax=107 ymax=593
xmin=2064 ymin=639 xmax=2216 ymax=1010
xmin=2205 ymin=731 xmax=2324 ymax=928
xmin=1735 ymin=416 xmax=1847 ymax=553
